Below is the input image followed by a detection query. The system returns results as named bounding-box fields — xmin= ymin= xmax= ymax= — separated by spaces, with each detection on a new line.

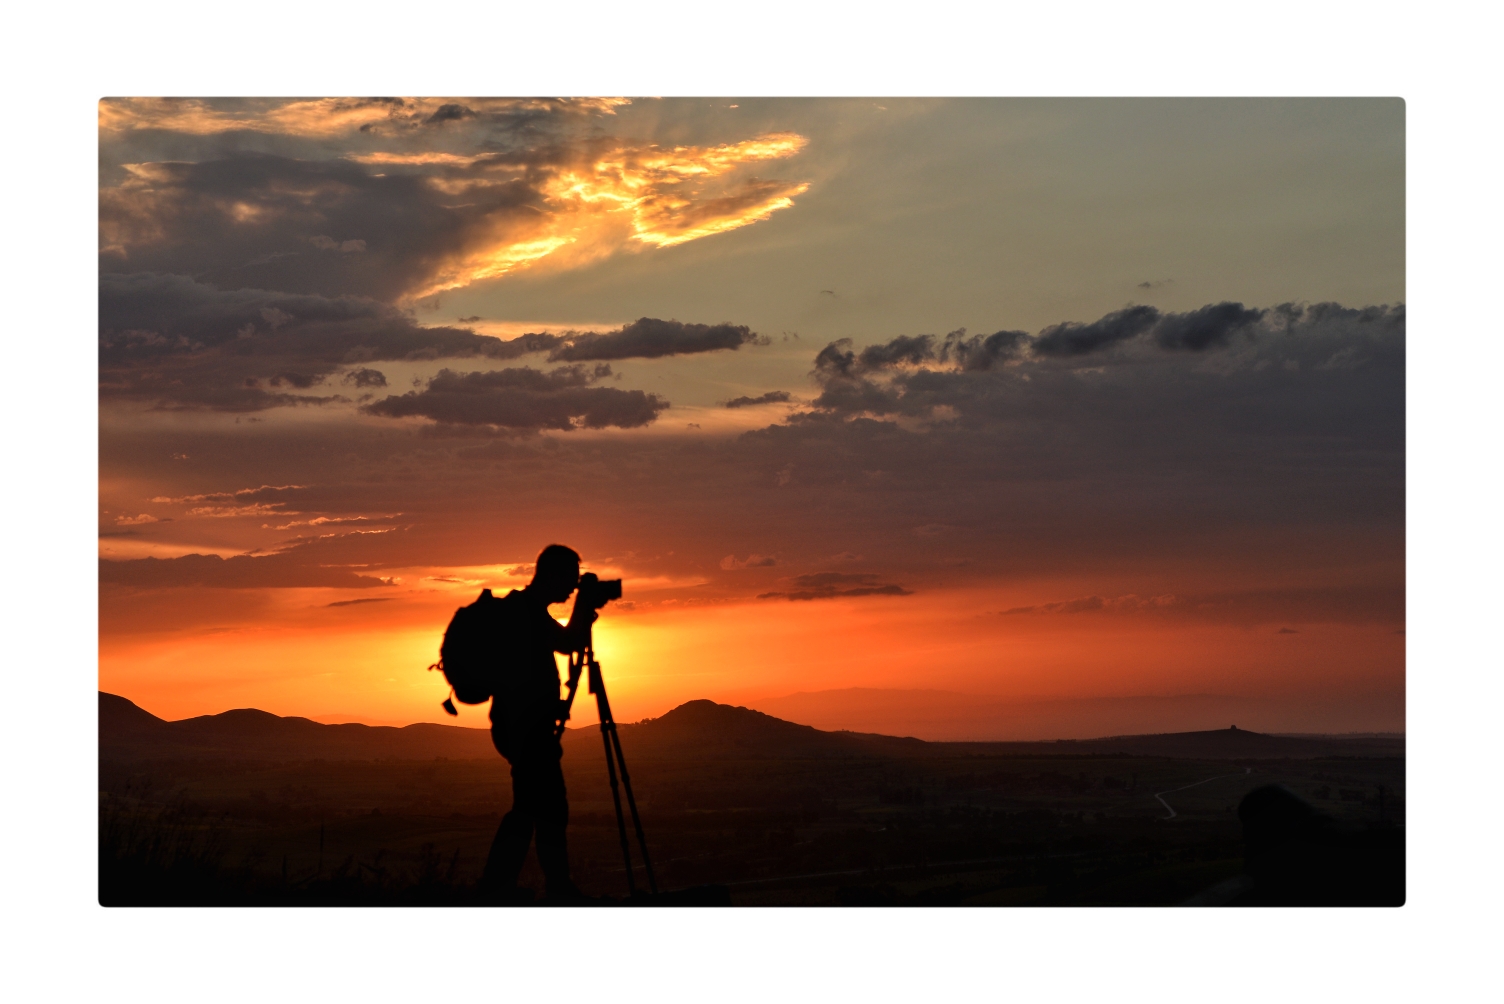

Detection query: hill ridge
xmin=99 ymin=692 xmax=1402 ymax=762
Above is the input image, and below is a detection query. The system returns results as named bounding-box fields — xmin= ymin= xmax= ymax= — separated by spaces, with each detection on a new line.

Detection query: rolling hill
xmin=98 ymin=692 xmax=1403 ymax=762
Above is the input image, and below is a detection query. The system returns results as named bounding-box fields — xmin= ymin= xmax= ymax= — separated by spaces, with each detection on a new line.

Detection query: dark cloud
xmin=940 ymin=329 xmax=1031 ymax=371
xmin=721 ymin=553 xmax=778 ymax=569
xmin=97 ymin=297 xmax=1402 ymax=630
xmin=99 ymin=552 xmax=391 ymax=590
xmin=99 ymin=275 xmax=764 ymax=413
xmin=1153 ymin=301 xmax=1265 ymax=351
xmin=1033 ymin=305 xmax=1161 ymax=357
xmin=725 ymin=391 xmax=792 ymax=409
xmin=99 ymin=272 xmax=514 ymax=411
xmin=328 ymin=597 xmax=396 ymax=607
xmin=362 ymin=364 xmax=669 ymax=431
xmin=100 ymin=153 xmax=542 ymax=302
xmin=855 ymin=334 xmax=936 ymax=370
xmin=808 ymin=302 xmax=1404 ymax=432
xmin=1004 ymin=596 xmax=1107 ymax=615
xmin=342 ymin=368 xmax=388 ymax=388
xmin=1003 ymin=594 xmax=1176 ymax=615
xmin=547 ymin=318 xmax=766 ymax=362
xmin=814 ymin=333 xmax=946 ymax=377
xmin=759 ymin=571 xmax=913 ymax=601
xmin=425 ymin=103 xmax=476 ymax=125
xmin=812 ymin=339 xmax=858 ymax=378
xmin=269 ymin=371 xmax=324 ymax=389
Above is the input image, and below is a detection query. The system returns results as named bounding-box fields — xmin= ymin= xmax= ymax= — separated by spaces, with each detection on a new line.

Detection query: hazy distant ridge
xmin=99 ymin=693 xmax=1402 ymax=762
xmin=743 ymin=688 xmax=1405 ymax=740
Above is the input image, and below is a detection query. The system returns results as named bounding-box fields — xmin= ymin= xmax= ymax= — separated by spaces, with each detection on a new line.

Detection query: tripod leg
xmin=607 ymin=726 xmax=658 ymax=895
xmin=592 ymin=660 xmax=637 ymax=897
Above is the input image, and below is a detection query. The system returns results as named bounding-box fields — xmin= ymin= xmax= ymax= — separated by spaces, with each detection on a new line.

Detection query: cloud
xmin=940 ymin=329 xmax=1031 ymax=371
xmin=151 ymin=484 xmax=308 ymax=505
xmin=1153 ymin=302 xmax=1265 ymax=351
xmin=362 ymin=364 xmax=669 ymax=431
xmin=269 ymin=516 xmax=379 ymax=530
xmin=99 ymin=273 xmax=552 ymax=412
xmin=855 ymin=334 xmax=937 ymax=370
xmin=114 ymin=513 xmax=160 ymax=525
xmin=327 ymin=597 xmax=395 ymax=607
xmin=725 ymin=391 xmax=792 ymax=409
xmin=721 ymin=553 xmax=778 ymax=570
xmin=546 ymin=318 xmax=766 ymax=362
xmin=185 ymin=503 xmax=295 ymax=519
xmin=1033 ymin=305 xmax=1161 ymax=357
xmin=100 ymin=101 xmax=811 ymax=303
xmin=425 ymin=103 xmax=476 ymax=125
xmin=98 ymin=97 xmax=629 ymax=138
xmin=99 ymin=552 xmax=391 ymax=590
xmin=999 ymin=588 xmax=1399 ymax=626
xmin=342 ymin=368 xmax=388 ymax=388
xmin=807 ymin=301 xmax=1405 ymax=427
xmin=1003 ymin=594 xmax=1177 ymax=615
xmin=758 ymin=571 xmax=913 ymax=601
xmin=97 ymin=295 xmax=1403 ymax=629
xmin=100 ymin=274 xmax=758 ymax=414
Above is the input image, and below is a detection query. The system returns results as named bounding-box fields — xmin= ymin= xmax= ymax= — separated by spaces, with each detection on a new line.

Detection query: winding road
xmin=1153 ymin=767 xmax=1253 ymax=819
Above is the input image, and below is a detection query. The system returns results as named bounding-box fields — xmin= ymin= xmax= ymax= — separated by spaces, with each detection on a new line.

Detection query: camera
xmin=577 ymin=572 xmax=623 ymax=609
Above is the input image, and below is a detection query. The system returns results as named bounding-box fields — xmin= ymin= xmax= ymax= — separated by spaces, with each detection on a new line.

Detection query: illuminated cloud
xmin=98 ymin=97 xmax=631 ymax=138
xmin=99 ymin=99 xmax=811 ymax=303
xmin=150 ymin=485 xmax=308 ymax=505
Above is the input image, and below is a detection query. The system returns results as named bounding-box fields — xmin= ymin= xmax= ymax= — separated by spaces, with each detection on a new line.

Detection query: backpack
xmin=430 ymin=588 xmax=507 ymax=715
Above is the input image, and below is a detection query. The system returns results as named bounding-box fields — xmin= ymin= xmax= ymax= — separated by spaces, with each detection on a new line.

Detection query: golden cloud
xmin=408 ymin=132 xmax=811 ymax=298
xmin=100 ymin=98 xmax=811 ymax=302
xmin=98 ymin=97 xmax=631 ymax=137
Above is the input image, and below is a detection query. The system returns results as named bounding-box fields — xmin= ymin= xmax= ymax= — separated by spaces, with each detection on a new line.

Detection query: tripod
xmin=556 ymin=634 xmax=658 ymax=897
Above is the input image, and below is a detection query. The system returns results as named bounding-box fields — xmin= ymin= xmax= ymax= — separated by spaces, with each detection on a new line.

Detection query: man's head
xmin=529 ymin=544 xmax=582 ymax=604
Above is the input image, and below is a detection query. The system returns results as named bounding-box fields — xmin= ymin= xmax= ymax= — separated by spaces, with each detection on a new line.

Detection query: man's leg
xmin=480 ymin=743 xmax=537 ymax=896
xmin=481 ymin=807 xmax=533 ymax=893
xmin=532 ymin=752 xmax=573 ymax=896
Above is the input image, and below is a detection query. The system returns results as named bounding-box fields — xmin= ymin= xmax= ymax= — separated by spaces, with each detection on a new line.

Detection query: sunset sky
xmin=98 ymin=97 xmax=1405 ymax=735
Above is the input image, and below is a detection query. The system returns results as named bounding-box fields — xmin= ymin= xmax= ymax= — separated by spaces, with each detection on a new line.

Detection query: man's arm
xmin=552 ymin=597 xmax=596 ymax=654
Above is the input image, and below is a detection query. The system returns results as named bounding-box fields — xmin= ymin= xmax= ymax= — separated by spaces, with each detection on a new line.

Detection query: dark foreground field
xmin=99 ymin=695 xmax=1403 ymax=906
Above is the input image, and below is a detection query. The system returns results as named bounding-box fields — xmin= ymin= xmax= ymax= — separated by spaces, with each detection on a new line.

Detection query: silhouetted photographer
xmin=432 ymin=543 xmax=663 ymax=904
xmin=472 ymin=544 xmax=614 ymax=904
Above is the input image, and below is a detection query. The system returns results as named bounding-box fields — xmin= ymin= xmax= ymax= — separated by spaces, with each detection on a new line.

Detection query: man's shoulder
xmin=494 ymin=589 xmax=556 ymax=628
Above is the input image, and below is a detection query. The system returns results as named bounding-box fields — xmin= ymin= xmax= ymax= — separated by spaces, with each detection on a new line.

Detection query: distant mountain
xmin=563 ymin=699 xmax=930 ymax=760
xmin=99 ymin=692 xmax=1402 ymax=763
xmin=743 ymin=688 xmax=1405 ymax=741
xmin=944 ymin=727 xmax=1404 ymax=759
xmin=99 ymin=692 xmax=495 ymax=762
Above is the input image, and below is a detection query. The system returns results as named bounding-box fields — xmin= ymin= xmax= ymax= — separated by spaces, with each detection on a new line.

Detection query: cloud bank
xmin=100 ymin=98 xmax=811 ymax=303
